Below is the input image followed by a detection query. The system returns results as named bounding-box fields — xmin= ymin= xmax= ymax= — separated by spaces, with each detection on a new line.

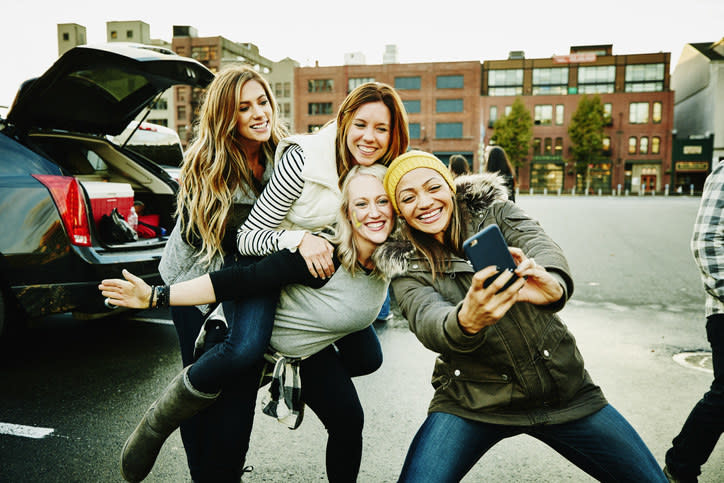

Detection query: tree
xmin=491 ymin=97 xmax=533 ymax=169
xmin=568 ymin=95 xmax=606 ymax=182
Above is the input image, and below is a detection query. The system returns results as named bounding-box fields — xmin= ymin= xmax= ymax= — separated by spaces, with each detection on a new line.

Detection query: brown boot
xmin=120 ymin=366 xmax=219 ymax=482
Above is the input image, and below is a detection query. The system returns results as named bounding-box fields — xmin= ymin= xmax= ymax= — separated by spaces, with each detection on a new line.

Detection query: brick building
xmin=296 ymin=45 xmax=674 ymax=194
xmin=482 ymin=44 xmax=674 ymax=194
xmin=295 ymin=61 xmax=482 ymax=170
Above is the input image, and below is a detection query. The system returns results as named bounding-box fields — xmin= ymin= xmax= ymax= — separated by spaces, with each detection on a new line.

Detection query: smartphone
xmin=462 ymin=224 xmax=518 ymax=290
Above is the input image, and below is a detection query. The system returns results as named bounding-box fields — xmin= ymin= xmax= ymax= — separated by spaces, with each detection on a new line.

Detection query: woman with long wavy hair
xmin=120 ymin=64 xmax=287 ymax=483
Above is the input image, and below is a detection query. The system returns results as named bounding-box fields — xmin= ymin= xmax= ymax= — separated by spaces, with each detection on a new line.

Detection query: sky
xmin=1 ymin=0 xmax=722 ymax=108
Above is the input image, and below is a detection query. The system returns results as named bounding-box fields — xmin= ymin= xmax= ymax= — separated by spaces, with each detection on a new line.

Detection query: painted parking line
xmin=0 ymin=422 xmax=54 ymax=439
xmin=127 ymin=316 xmax=174 ymax=326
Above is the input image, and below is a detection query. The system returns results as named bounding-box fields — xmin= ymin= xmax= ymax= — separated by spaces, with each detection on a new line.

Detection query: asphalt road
xmin=1 ymin=193 xmax=721 ymax=482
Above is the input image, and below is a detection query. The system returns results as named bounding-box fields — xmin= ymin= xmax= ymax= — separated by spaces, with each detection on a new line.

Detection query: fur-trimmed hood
xmin=373 ymin=172 xmax=510 ymax=278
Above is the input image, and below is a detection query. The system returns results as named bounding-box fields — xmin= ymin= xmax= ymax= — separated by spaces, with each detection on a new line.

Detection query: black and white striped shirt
xmin=236 ymin=145 xmax=306 ymax=256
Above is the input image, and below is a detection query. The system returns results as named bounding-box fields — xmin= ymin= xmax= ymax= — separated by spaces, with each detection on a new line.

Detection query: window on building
xmin=403 ymin=100 xmax=421 ymax=113
xmin=110 ymin=30 xmax=118 ymax=39
xmin=544 ymin=138 xmax=553 ymax=155
xmin=178 ymin=125 xmax=187 ymax=141
xmin=62 ymin=32 xmax=69 ymax=41
xmin=489 ymin=106 xmax=498 ymax=127
xmin=602 ymin=136 xmax=611 ymax=152
xmin=436 ymin=99 xmax=463 ymax=113
xmin=177 ymin=105 xmax=186 ymax=121
xmin=308 ymin=102 xmax=333 ymax=115
xmin=147 ymin=118 xmax=168 ymax=127
xmin=534 ymin=105 xmax=553 ymax=125
xmin=308 ymin=79 xmax=334 ymax=93
xmin=126 ymin=30 xmax=133 ymax=39
xmin=436 ymin=122 xmax=462 ymax=139
xmin=192 ymin=46 xmax=217 ymax=62
xmin=603 ymin=103 xmax=613 ymax=125
xmin=282 ymin=103 xmax=291 ymax=118
xmin=555 ymin=104 xmax=565 ymax=125
xmin=176 ymin=47 xmax=185 ymax=56
xmin=533 ymin=137 xmax=542 ymax=155
xmin=578 ymin=65 xmax=615 ymax=94
xmin=274 ymin=82 xmax=283 ymax=98
xmin=436 ymin=75 xmax=464 ymax=89
xmin=639 ymin=136 xmax=649 ymax=154
xmin=348 ymin=77 xmax=375 ymax=91
xmin=624 ymin=63 xmax=665 ymax=92
xmin=308 ymin=124 xmax=324 ymax=133
xmin=409 ymin=123 xmax=421 ymax=139
xmin=151 ymin=98 xmax=168 ymax=110
xmin=283 ymin=82 xmax=290 ymax=97
xmin=651 ymin=136 xmax=661 ymax=154
xmin=629 ymin=102 xmax=649 ymax=124
xmin=628 ymin=136 xmax=637 ymax=154
xmin=395 ymin=76 xmax=421 ymax=90
xmin=504 ymin=105 xmax=512 ymax=116
xmin=554 ymin=137 xmax=563 ymax=155
xmin=488 ymin=69 xmax=524 ymax=96
xmin=532 ymin=67 xmax=569 ymax=95
xmin=652 ymin=101 xmax=662 ymax=123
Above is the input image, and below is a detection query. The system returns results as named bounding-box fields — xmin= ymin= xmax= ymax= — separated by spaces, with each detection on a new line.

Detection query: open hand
xmin=98 ymin=269 xmax=152 ymax=309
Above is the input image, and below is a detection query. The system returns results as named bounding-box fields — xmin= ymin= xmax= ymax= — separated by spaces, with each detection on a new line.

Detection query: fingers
xmin=122 ymin=269 xmax=143 ymax=284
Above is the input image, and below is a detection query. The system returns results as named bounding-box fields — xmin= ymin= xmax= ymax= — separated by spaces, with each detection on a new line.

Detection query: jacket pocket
xmin=535 ymin=317 xmax=587 ymax=403
xmin=433 ymin=358 xmax=515 ymax=412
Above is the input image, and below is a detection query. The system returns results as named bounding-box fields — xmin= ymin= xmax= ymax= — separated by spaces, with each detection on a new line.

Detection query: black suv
xmin=0 ymin=43 xmax=213 ymax=339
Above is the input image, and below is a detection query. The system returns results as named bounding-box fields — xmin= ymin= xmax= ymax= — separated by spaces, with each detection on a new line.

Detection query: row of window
xmin=307 ymin=75 xmax=466 ymax=93
xmin=529 ymin=135 xmax=662 ymax=156
xmin=488 ymin=101 xmax=662 ymax=126
xmin=628 ymin=136 xmax=661 ymax=155
xmin=402 ymin=99 xmax=464 ymax=113
xmin=274 ymin=82 xmax=291 ymax=98
xmin=487 ymin=63 xmax=665 ymax=96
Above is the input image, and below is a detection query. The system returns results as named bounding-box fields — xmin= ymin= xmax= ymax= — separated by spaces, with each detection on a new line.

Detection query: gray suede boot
xmin=120 ymin=366 xmax=219 ymax=482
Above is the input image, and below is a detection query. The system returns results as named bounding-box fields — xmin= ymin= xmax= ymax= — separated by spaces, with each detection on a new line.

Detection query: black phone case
xmin=463 ymin=224 xmax=518 ymax=289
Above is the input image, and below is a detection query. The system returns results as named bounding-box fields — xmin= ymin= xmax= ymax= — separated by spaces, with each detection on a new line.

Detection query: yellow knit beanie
xmin=383 ymin=150 xmax=456 ymax=213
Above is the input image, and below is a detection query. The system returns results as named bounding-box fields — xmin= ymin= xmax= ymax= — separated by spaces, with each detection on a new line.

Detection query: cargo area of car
xmin=26 ymin=132 xmax=177 ymax=248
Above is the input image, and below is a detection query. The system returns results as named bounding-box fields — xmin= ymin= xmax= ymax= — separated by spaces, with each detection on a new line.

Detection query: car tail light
xmin=32 ymin=175 xmax=92 ymax=247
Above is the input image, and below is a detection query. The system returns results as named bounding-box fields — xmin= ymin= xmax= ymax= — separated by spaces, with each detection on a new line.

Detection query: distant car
xmin=0 ymin=42 xmax=213 ymax=340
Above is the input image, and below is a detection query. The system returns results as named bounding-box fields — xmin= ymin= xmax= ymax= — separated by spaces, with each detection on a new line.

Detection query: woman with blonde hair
xmin=119 ymin=64 xmax=287 ymax=482
xmin=103 ymin=165 xmax=395 ymax=482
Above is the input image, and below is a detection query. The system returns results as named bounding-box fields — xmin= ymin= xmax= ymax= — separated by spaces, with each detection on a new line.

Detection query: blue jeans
xmin=186 ymin=255 xmax=279 ymax=394
xmin=665 ymin=314 xmax=724 ymax=481
xmin=172 ymin=305 xmax=264 ymax=483
xmin=398 ymin=405 xmax=667 ymax=483
xmin=301 ymin=325 xmax=383 ymax=483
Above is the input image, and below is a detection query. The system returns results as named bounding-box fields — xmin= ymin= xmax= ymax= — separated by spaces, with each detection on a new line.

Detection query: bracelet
xmin=148 ymin=285 xmax=156 ymax=309
xmin=156 ymin=285 xmax=170 ymax=309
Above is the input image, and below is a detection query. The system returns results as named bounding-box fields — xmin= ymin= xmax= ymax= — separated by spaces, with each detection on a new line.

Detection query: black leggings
xmin=300 ymin=326 xmax=383 ymax=483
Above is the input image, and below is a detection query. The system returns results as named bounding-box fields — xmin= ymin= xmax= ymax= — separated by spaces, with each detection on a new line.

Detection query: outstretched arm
xmin=99 ymin=249 xmax=333 ymax=309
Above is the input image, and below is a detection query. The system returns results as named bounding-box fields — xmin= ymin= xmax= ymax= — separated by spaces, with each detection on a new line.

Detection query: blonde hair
xmin=335 ymin=82 xmax=409 ymax=187
xmin=332 ymin=163 xmax=390 ymax=277
xmin=177 ymin=65 xmax=287 ymax=265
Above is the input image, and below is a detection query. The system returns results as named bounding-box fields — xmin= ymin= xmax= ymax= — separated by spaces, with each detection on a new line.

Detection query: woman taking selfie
xmin=375 ymin=150 xmax=667 ymax=483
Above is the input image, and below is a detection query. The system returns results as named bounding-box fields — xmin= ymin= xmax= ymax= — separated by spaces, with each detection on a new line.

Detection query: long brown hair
xmin=335 ymin=82 xmax=409 ymax=187
xmin=177 ymin=65 xmax=287 ymax=265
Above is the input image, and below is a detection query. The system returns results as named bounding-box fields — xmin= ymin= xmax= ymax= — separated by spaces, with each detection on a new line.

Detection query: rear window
xmin=70 ymin=67 xmax=150 ymax=102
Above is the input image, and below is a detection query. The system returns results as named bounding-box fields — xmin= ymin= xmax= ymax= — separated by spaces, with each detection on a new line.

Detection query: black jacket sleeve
xmin=208 ymin=249 xmax=340 ymax=302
